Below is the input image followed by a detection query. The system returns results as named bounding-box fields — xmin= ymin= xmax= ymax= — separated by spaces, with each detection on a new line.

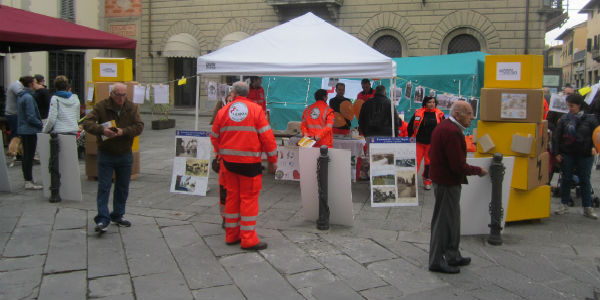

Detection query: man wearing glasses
xmin=83 ymin=83 xmax=144 ymax=233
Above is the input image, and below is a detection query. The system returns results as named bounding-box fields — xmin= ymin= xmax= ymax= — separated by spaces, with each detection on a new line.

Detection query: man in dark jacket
xmin=428 ymin=101 xmax=487 ymax=274
xmin=17 ymin=76 xmax=43 ymax=190
xmin=83 ymin=83 xmax=144 ymax=233
xmin=34 ymin=74 xmax=51 ymax=120
xmin=358 ymin=85 xmax=400 ymax=137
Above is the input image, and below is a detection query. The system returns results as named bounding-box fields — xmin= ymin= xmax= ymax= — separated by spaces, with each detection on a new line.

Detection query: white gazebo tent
xmin=195 ymin=12 xmax=397 ymax=130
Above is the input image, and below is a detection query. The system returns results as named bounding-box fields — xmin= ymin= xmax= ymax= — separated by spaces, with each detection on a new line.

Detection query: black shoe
xmin=429 ymin=261 xmax=460 ymax=274
xmin=448 ymin=257 xmax=471 ymax=267
xmin=111 ymin=218 xmax=131 ymax=227
xmin=95 ymin=222 xmax=109 ymax=233
xmin=242 ymin=241 xmax=268 ymax=250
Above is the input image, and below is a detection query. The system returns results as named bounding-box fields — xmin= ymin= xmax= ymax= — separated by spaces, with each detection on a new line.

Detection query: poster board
xmin=369 ymin=137 xmax=418 ymax=207
xmin=549 ymin=93 xmax=568 ymax=113
xmin=461 ymin=157 xmax=515 ymax=235
xmin=37 ymin=133 xmax=82 ymax=201
xmin=170 ymin=130 xmax=211 ymax=196
xmin=275 ymin=146 xmax=300 ymax=181
xmin=0 ymin=137 xmax=11 ymax=192
xmin=299 ymin=147 xmax=353 ymax=227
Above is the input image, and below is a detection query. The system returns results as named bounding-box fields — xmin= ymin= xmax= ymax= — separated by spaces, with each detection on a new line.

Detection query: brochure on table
xmin=170 ymin=130 xmax=211 ymax=196
xmin=369 ymin=137 xmax=418 ymax=207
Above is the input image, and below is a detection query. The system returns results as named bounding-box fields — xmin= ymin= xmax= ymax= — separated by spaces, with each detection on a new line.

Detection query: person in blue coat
xmin=17 ymin=76 xmax=43 ymax=190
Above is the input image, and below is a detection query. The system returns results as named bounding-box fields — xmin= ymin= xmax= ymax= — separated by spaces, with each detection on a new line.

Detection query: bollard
xmin=49 ymin=133 xmax=61 ymax=203
xmin=488 ymin=153 xmax=505 ymax=245
xmin=316 ymin=145 xmax=330 ymax=230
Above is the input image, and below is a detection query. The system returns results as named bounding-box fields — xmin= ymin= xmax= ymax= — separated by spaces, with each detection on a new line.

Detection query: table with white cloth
xmin=276 ymin=136 xmax=365 ymax=182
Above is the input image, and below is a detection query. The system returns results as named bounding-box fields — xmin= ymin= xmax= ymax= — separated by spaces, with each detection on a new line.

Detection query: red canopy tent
xmin=0 ymin=5 xmax=136 ymax=53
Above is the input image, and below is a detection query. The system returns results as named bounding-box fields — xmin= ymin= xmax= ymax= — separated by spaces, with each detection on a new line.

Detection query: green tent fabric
xmin=266 ymin=52 xmax=487 ymax=132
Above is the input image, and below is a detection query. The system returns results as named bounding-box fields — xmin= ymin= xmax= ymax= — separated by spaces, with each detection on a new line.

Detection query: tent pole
xmin=195 ymin=74 xmax=200 ymax=130
xmin=391 ymin=77 xmax=396 ymax=136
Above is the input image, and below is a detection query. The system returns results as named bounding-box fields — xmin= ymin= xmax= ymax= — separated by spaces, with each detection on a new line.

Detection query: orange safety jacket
xmin=543 ymin=98 xmax=549 ymax=120
xmin=211 ymin=96 xmax=277 ymax=164
xmin=398 ymin=120 xmax=409 ymax=137
xmin=411 ymin=108 xmax=444 ymax=137
xmin=247 ymin=86 xmax=266 ymax=112
xmin=301 ymin=100 xmax=334 ymax=148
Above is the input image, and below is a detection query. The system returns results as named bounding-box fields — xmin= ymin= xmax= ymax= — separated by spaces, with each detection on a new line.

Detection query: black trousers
xmin=429 ymin=183 xmax=462 ymax=267
xmin=21 ymin=134 xmax=37 ymax=182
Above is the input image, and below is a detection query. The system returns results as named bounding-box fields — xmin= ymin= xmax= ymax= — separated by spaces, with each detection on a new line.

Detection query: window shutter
xmin=60 ymin=0 xmax=75 ymax=23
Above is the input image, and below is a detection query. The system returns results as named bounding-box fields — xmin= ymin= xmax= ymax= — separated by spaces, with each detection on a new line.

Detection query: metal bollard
xmin=316 ymin=145 xmax=330 ymax=230
xmin=49 ymin=133 xmax=61 ymax=203
xmin=488 ymin=153 xmax=505 ymax=245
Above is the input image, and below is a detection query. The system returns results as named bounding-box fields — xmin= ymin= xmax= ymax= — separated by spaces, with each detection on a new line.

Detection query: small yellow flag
xmin=579 ymin=86 xmax=591 ymax=96
xmin=177 ymin=77 xmax=187 ymax=86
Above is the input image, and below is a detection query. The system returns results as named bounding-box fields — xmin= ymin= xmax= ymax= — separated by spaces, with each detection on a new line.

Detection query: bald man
xmin=427 ymin=101 xmax=487 ymax=274
xmin=83 ymin=82 xmax=144 ymax=233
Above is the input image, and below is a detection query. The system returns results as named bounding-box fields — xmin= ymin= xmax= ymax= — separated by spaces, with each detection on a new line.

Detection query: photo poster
xmin=170 ymin=130 xmax=212 ymax=196
xmin=436 ymin=93 xmax=460 ymax=111
xmin=207 ymin=81 xmax=218 ymax=101
xmin=500 ymin=93 xmax=527 ymax=119
xmin=404 ymin=81 xmax=413 ymax=101
xmin=413 ymin=86 xmax=424 ymax=104
xmin=549 ymin=93 xmax=568 ymax=113
xmin=469 ymin=97 xmax=479 ymax=119
xmin=369 ymin=137 xmax=418 ymax=207
xmin=274 ymin=146 xmax=300 ymax=181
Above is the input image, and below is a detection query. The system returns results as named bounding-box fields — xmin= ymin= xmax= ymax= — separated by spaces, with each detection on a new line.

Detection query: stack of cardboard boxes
xmin=85 ymin=58 xmax=140 ymax=180
xmin=475 ymin=55 xmax=550 ymax=222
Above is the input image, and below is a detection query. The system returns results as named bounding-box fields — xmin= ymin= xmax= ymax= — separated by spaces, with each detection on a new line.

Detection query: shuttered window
xmin=373 ymin=35 xmax=402 ymax=58
xmin=60 ymin=0 xmax=75 ymax=23
xmin=447 ymin=34 xmax=480 ymax=54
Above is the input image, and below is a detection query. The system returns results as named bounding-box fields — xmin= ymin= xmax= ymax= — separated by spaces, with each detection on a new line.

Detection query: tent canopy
xmin=197 ymin=12 xmax=396 ymax=78
xmin=0 ymin=5 xmax=136 ymax=53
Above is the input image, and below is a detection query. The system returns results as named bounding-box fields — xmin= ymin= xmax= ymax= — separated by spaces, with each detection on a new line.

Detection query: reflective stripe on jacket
xmin=211 ymin=96 xmax=277 ymax=164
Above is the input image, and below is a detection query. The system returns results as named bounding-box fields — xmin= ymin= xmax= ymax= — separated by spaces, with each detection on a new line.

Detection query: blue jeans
xmin=95 ymin=151 xmax=133 ymax=224
xmin=6 ymin=114 xmax=18 ymax=139
xmin=560 ymin=154 xmax=594 ymax=207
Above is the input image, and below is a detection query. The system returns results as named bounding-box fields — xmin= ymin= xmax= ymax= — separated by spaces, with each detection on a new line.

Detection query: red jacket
xmin=247 ymin=86 xmax=266 ymax=112
xmin=411 ymin=108 xmax=444 ymax=137
xmin=211 ymin=96 xmax=277 ymax=163
xmin=429 ymin=119 xmax=483 ymax=185
xmin=301 ymin=100 xmax=334 ymax=148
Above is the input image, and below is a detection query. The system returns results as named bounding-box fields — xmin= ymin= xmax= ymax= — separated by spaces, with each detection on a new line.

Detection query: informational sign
xmin=153 ymin=84 xmax=169 ymax=104
xmin=275 ymin=146 xmax=300 ymax=181
xmin=99 ymin=63 xmax=118 ymax=78
xmin=132 ymin=85 xmax=146 ymax=104
xmin=496 ymin=62 xmax=521 ymax=81
xmin=549 ymin=93 xmax=568 ymax=113
xmin=501 ymin=93 xmax=527 ymax=119
xmin=369 ymin=137 xmax=418 ymax=207
xmin=543 ymin=74 xmax=560 ymax=87
xmin=170 ymin=130 xmax=211 ymax=196
xmin=86 ymin=82 xmax=95 ymax=102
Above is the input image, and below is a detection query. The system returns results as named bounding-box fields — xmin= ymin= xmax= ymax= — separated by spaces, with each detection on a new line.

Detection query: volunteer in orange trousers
xmin=301 ymin=89 xmax=334 ymax=148
xmin=407 ymin=96 xmax=444 ymax=190
xmin=211 ymin=81 xmax=277 ymax=251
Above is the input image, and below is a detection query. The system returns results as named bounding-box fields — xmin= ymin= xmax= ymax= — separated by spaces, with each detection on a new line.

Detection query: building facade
xmin=556 ymin=22 xmax=588 ymax=88
xmin=130 ymin=0 xmax=564 ymax=110
xmin=581 ymin=0 xmax=600 ymax=85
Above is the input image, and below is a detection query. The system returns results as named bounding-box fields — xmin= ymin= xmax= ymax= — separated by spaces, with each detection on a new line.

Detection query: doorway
xmin=172 ymin=58 xmax=197 ymax=107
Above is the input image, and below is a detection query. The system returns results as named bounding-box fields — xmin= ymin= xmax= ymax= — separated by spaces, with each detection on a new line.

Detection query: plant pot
xmin=151 ymin=119 xmax=176 ymax=130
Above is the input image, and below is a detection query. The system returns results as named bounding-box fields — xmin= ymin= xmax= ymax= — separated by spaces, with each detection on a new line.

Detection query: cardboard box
xmin=476 ymin=120 xmax=546 ymax=157
xmin=92 ymin=58 xmax=133 ymax=82
xmin=94 ymin=81 xmax=138 ymax=103
xmin=85 ymin=133 xmax=98 ymax=155
xmin=506 ymin=185 xmax=551 ymax=222
xmin=479 ymin=88 xmax=544 ymax=123
xmin=478 ymin=134 xmax=495 ymax=153
xmin=85 ymin=152 xmax=140 ymax=178
xmin=512 ymin=151 xmax=549 ymax=190
xmin=511 ymin=133 xmax=534 ymax=155
xmin=132 ymin=151 xmax=140 ymax=174
xmin=484 ymin=55 xmax=543 ymax=89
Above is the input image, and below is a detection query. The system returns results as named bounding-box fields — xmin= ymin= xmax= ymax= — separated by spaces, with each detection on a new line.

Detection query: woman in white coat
xmin=42 ymin=75 xmax=79 ymax=134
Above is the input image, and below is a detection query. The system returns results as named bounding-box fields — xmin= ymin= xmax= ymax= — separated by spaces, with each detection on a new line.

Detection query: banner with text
xmin=170 ymin=130 xmax=212 ymax=196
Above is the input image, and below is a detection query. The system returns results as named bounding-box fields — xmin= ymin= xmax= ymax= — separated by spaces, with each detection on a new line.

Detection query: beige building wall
xmin=584 ymin=2 xmax=600 ymax=84
xmin=138 ymin=0 xmax=553 ymax=109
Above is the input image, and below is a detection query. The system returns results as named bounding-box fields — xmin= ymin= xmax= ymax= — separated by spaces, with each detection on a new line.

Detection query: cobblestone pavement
xmin=1 ymin=114 xmax=599 ymax=300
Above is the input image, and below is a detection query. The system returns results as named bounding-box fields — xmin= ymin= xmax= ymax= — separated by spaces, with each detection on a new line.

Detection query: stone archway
xmin=161 ymin=20 xmax=208 ymax=55
xmin=213 ymin=18 xmax=259 ymax=51
xmin=357 ymin=12 xmax=417 ymax=57
xmin=429 ymin=10 xmax=500 ymax=54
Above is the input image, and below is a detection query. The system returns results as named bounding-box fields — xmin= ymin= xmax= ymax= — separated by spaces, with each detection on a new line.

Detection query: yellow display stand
xmin=92 ymin=58 xmax=133 ymax=82
xmin=484 ymin=55 xmax=543 ymax=89
xmin=506 ymin=185 xmax=551 ymax=222
xmin=476 ymin=121 xmax=545 ymax=157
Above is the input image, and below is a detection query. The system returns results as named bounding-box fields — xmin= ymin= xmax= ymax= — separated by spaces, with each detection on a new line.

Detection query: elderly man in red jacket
xmin=428 ymin=101 xmax=487 ymax=274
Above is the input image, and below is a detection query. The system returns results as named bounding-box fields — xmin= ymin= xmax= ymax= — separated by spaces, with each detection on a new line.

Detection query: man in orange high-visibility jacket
xmin=301 ymin=89 xmax=334 ymax=148
xmin=211 ymin=81 xmax=277 ymax=251
xmin=247 ymin=76 xmax=266 ymax=112
xmin=407 ymin=96 xmax=444 ymax=190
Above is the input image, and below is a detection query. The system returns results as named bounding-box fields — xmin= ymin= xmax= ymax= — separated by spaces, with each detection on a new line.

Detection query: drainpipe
xmin=524 ymin=0 xmax=530 ymax=54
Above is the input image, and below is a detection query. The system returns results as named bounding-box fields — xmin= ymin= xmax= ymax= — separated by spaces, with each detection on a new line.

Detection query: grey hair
xmin=232 ymin=81 xmax=249 ymax=97
xmin=450 ymin=101 xmax=468 ymax=117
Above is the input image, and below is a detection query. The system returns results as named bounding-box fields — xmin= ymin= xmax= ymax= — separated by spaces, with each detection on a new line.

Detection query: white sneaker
xmin=554 ymin=203 xmax=568 ymax=215
xmin=583 ymin=207 xmax=598 ymax=220
xmin=24 ymin=181 xmax=42 ymax=190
